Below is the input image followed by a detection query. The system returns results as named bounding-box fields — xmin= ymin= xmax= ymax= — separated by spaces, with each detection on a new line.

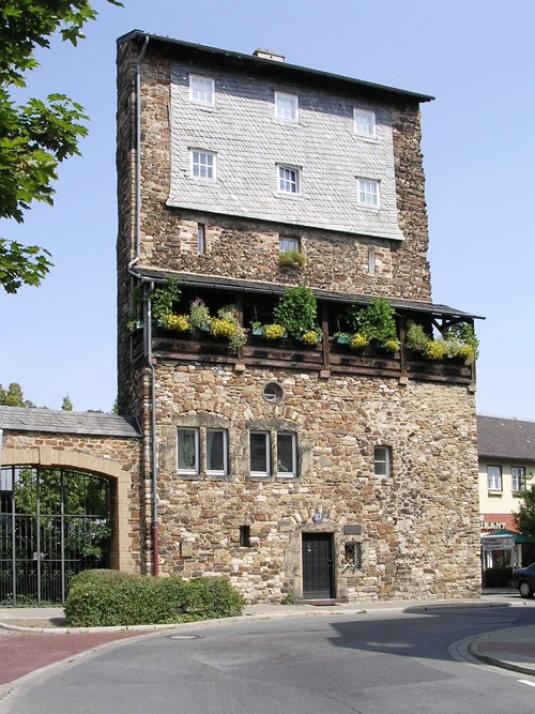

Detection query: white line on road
xmin=518 ymin=679 xmax=535 ymax=688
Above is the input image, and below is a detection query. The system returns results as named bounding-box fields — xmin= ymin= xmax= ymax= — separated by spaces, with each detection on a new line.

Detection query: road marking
xmin=518 ymin=679 xmax=535 ymax=688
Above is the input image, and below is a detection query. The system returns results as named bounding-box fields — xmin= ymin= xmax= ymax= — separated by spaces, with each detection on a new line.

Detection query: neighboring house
xmin=0 ymin=33 xmax=483 ymax=605
xmin=478 ymin=415 xmax=535 ymax=572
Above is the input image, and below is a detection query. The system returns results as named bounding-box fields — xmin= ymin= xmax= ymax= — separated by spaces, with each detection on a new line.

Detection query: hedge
xmin=64 ymin=570 xmax=245 ymax=627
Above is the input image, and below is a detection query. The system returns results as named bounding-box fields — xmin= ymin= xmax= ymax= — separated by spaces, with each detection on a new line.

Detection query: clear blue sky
xmin=1 ymin=0 xmax=533 ymax=417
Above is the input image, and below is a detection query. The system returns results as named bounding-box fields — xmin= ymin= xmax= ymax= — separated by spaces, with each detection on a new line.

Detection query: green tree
xmin=0 ymin=0 xmax=122 ymax=294
xmin=0 ymin=381 xmax=36 ymax=407
xmin=62 ymin=394 xmax=73 ymax=411
xmin=515 ymin=480 xmax=535 ymax=537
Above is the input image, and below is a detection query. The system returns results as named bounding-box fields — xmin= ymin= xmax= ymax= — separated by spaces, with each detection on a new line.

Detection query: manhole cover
xmin=168 ymin=634 xmax=205 ymax=640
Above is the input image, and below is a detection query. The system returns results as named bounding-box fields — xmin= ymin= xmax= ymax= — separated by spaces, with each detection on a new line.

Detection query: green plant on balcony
xmin=349 ymin=333 xmax=369 ymax=350
xmin=210 ymin=306 xmax=246 ymax=350
xmin=278 ymin=251 xmax=306 ymax=269
xmin=189 ymin=298 xmax=211 ymax=332
xmin=407 ymin=321 xmax=477 ymax=365
xmin=347 ymin=299 xmax=398 ymax=351
xmin=152 ymin=278 xmax=181 ymax=321
xmin=334 ymin=331 xmax=352 ymax=345
xmin=250 ymin=321 xmax=263 ymax=336
xmin=274 ymin=286 xmax=319 ymax=342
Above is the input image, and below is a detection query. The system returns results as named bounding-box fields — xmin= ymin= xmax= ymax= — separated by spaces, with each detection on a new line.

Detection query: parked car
xmin=511 ymin=563 xmax=535 ymax=598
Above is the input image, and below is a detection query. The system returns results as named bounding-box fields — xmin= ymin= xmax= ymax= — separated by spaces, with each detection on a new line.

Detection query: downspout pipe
xmin=126 ymin=33 xmax=158 ymax=575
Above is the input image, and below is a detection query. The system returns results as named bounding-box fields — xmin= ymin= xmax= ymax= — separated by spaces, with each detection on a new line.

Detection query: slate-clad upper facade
xmin=169 ymin=61 xmax=404 ymax=240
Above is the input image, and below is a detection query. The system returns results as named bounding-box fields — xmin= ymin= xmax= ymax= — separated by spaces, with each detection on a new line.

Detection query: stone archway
xmin=1 ymin=447 xmax=135 ymax=583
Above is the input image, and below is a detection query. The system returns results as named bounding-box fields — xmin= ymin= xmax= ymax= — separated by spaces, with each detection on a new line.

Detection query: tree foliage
xmin=515 ymin=482 xmax=535 ymax=538
xmin=0 ymin=1 xmax=122 ymax=293
xmin=0 ymin=381 xmax=36 ymax=407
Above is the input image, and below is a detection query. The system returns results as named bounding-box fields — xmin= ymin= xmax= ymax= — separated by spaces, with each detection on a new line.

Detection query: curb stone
xmin=0 ymin=599 xmax=511 ymax=635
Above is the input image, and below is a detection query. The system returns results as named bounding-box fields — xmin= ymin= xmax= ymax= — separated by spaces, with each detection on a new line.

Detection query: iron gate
xmin=0 ymin=466 xmax=112 ymax=605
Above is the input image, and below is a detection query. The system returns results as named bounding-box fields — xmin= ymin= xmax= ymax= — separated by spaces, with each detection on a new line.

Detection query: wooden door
xmin=302 ymin=533 xmax=334 ymax=599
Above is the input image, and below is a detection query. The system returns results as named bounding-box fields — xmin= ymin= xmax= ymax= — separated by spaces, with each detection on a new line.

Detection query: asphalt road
xmin=4 ymin=605 xmax=535 ymax=714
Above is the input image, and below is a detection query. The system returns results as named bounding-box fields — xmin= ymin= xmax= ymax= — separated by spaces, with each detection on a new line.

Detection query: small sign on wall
xmin=181 ymin=542 xmax=194 ymax=558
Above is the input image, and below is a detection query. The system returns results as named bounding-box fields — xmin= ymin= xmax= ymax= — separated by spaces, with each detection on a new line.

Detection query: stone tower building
xmin=116 ymin=31 xmax=481 ymax=602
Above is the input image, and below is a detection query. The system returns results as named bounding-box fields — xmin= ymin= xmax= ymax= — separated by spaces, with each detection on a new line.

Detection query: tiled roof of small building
xmin=0 ymin=406 xmax=140 ymax=438
xmin=477 ymin=415 xmax=535 ymax=462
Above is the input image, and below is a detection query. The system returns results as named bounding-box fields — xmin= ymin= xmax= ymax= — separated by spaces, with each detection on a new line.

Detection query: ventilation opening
xmin=262 ymin=382 xmax=283 ymax=404
xmin=240 ymin=525 xmax=251 ymax=548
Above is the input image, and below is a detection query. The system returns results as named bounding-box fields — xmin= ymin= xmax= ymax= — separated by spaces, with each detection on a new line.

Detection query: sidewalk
xmin=469 ymin=625 xmax=535 ymax=676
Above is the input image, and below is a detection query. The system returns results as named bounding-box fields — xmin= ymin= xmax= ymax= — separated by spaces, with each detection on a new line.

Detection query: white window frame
xmin=276 ymin=432 xmax=297 ymax=478
xmin=250 ymin=431 xmax=271 ymax=477
xmin=279 ymin=237 xmax=300 ymax=254
xmin=274 ymin=91 xmax=299 ymax=122
xmin=190 ymin=149 xmax=216 ymax=182
xmin=206 ymin=429 xmax=228 ymax=477
xmin=374 ymin=446 xmax=391 ymax=477
xmin=353 ymin=107 xmax=377 ymax=138
xmin=277 ymin=164 xmax=301 ymax=194
xmin=511 ymin=466 xmax=525 ymax=493
xmin=177 ymin=428 xmax=200 ymax=475
xmin=357 ymin=178 xmax=380 ymax=209
xmin=487 ymin=465 xmax=503 ymax=492
xmin=189 ymin=74 xmax=215 ymax=106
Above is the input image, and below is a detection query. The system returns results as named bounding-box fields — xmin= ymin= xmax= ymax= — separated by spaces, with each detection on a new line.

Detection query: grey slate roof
xmin=117 ymin=30 xmax=434 ymax=104
xmin=0 ymin=407 xmax=140 ymax=439
xmin=135 ymin=267 xmax=484 ymax=320
xmin=477 ymin=415 xmax=535 ymax=462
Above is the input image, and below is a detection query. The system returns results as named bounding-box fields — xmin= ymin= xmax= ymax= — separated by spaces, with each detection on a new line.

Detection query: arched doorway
xmin=0 ymin=466 xmax=113 ymax=605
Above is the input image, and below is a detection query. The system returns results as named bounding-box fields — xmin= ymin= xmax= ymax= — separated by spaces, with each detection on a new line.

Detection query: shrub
xmin=64 ymin=570 xmax=245 ymax=627
xmin=382 ymin=338 xmax=400 ymax=353
xmin=406 ymin=322 xmax=429 ymax=352
xmin=263 ymin=323 xmax=285 ymax=340
xmin=273 ymin=286 xmax=318 ymax=340
xmin=212 ymin=306 xmax=246 ymax=350
xmin=457 ymin=344 xmax=475 ymax=365
xmin=278 ymin=251 xmax=305 ymax=269
xmin=210 ymin=317 xmax=236 ymax=340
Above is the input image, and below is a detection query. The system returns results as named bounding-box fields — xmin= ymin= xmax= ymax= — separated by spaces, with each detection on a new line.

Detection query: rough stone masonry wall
xmin=132 ymin=46 xmax=431 ymax=302
xmin=155 ymin=364 xmax=480 ymax=603
xmin=1 ymin=430 xmax=142 ymax=573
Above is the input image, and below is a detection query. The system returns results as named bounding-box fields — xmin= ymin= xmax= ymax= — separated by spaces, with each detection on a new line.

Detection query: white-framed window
xmin=277 ymin=165 xmax=300 ymax=194
xmin=511 ymin=466 xmax=525 ymax=493
xmin=275 ymin=92 xmax=299 ymax=122
xmin=367 ymin=247 xmax=376 ymax=275
xmin=250 ymin=431 xmax=271 ymax=477
xmin=197 ymin=223 xmax=206 ymax=255
xmin=374 ymin=446 xmax=391 ymax=477
xmin=189 ymin=74 xmax=215 ymax=106
xmin=206 ymin=429 xmax=228 ymax=476
xmin=190 ymin=150 xmax=216 ymax=182
xmin=177 ymin=428 xmax=199 ymax=474
xmin=354 ymin=108 xmax=376 ymax=138
xmin=357 ymin=178 xmax=380 ymax=208
xmin=279 ymin=236 xmax=300 ymax=253
xmin=277 ymin=432 xmax=297 ymax=478
xmin=487 ymin=465 xmax=503 ymax=492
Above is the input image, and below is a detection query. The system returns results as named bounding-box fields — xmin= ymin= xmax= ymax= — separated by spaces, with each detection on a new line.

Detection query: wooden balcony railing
xmin=131 ymin=328 xmax=474 ymax=386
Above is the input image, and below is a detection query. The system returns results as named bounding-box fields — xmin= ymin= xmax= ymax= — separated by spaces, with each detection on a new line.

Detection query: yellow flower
xmin=457 ymin=345 xmax=475 ymax=365
xmin=302 ymin=330 xmax=320 ymax=345
xmin=263 ymin=323 xmax=285 ymax=340
xmin=424 ymin=340 xmax=446 ymax=361
xmin=162 ymin=314 xmax=190 ymax=332
xmin=210 ymin=318 xmax=235 ymax=339
xmin=383 ymin=338 xmax=400 ymax=353
xmin=350 ymin=333 xmax=369 ymax=350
